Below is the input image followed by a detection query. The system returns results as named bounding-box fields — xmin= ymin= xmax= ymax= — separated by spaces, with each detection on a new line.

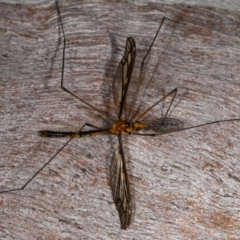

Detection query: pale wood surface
xmin=1 ymin=1 xmax=240 ymax=239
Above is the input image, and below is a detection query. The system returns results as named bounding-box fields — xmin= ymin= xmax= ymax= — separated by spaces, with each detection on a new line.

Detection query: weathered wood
xmin=1 ymin=1 xmax=240 ymax=239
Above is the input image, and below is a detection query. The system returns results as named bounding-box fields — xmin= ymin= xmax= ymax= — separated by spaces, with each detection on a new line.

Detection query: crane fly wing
xmin=145 ymin=117 xmax=184 ymax=134
xmin=112 ymin=37 xmax=136 ymax=119
xmin=152 ymin=117 xmax=183 ymax=133
xmin=110 ymin=135 xmax=132 ymax=229
xmin=111 ymin=38 xmax=135 ymax=228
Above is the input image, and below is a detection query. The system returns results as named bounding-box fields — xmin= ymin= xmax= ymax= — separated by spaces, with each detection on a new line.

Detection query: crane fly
xmin=1 ymin=2 xmax=240 ymax=230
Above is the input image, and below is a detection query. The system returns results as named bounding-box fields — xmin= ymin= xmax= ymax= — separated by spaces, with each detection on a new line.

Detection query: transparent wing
xmin=110 ymin=135 xmax=132 ymax=229
xmin=112 ymin=37 xmax=136 ymax=119
xmin=147 ymin=117 xmax=184 ymax=134
xmin=133 ymin=117 xmax=184 ymax=135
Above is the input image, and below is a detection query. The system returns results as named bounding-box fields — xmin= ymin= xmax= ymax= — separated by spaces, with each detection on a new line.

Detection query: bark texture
xmin=1 ymin=1 xmax=240 ymax=239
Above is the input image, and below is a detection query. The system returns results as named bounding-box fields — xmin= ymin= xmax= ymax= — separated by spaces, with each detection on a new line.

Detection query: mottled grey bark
xmin=1 ymin=1 xmax=240 ymax=239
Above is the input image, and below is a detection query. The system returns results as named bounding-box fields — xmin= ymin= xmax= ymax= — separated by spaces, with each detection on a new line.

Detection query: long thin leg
xmin=135 ymin=88 xmax=177 ymax=121
xmin=0 ymin=137 xmax=73 ymax=193
xmin=163 ymin=87 xmax=178 ymax=118
xmin=141 ymin=17 xmax=186 ymax=69
xmin=128 ymin=18 xmax=184 ymax=121
xmin=56 ymin=1 xmax=113 ymax=121
xmin=1 ymin=121 xmax=112 ymax=193
xmin=0 ymin=3 xmax=109 ymax=194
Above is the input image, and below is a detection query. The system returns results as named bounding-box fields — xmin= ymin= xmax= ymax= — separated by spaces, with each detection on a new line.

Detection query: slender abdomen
xmin=38 ymin=129 xmax=110 ymax=138
xmin=38 ymin=130 xmax=77 ymax=138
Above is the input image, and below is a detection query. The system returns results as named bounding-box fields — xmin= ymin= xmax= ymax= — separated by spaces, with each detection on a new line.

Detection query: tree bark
xmin=1 ymin=1 xmax=240 ymax=239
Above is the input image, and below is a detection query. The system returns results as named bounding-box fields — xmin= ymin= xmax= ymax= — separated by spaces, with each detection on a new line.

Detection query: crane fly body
xmin=2 ymin=2 xmax=240 ymax=230
xmin=40 ymin=120 xmax=149 ymax=137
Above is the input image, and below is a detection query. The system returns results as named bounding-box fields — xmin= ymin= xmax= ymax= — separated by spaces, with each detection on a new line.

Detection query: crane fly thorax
xmin=110 ymin=120 xmax=131 ymax=134
xmin=132 ymin=121 xmax=148 ymax=131
xmin=110 ymin=120 xmax=148 ymax=134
